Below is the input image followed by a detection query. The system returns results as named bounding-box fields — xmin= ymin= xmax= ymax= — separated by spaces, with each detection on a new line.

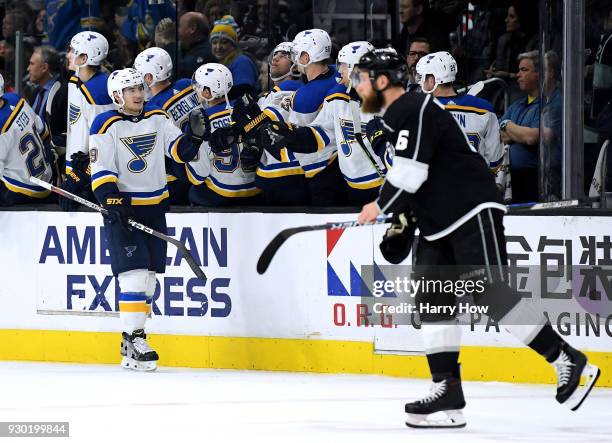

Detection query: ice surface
xmin=0 ymin=361 xmax=610 ymax=443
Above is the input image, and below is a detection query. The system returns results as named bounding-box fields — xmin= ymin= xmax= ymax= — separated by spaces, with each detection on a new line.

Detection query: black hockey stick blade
xmin=30 ymin=177 xmax=207 ymax=282
xmin=256 ymin=217 xmax=392 ymax=275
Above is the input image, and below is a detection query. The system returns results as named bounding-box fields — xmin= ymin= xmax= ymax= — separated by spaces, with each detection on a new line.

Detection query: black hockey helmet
xmin=355 ymin=48 xmax=407 ymax=86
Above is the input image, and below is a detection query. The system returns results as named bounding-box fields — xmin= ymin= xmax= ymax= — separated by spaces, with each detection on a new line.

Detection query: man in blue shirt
xmin=500 ymin=50 xmax=540 ymax=203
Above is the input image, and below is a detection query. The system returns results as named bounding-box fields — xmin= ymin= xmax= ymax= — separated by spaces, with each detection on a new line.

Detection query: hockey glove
xmin=102 ymin=193 xmax=134 ymax=232
xmin=209 ymin=126 xmax=238 ymax=156
xmin=232 ymin=95 xmax=269 ymax=136
xmin=58 ymin=152 xmax=91 ymax=211
xmin=263 ymin=121 xmax=297 ymax=150
xmin=240 ymin=143 xmax=263 ymax=173
xmin=365 ymin=116 xmax=390 ymax=158
xmin=186 ymin=108 xmax=211 ymax=146
xmin=379 ymin=212 xmax=417 ymax=264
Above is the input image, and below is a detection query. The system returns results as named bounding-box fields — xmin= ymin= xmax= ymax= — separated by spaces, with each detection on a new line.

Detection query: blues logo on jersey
xmin=120 ymin=132 xmax=157 ymax=173
xmin=69 ymin=104 xmax=81 ymax=125
xmin=339 ymin=119 xmax=367 ymax=157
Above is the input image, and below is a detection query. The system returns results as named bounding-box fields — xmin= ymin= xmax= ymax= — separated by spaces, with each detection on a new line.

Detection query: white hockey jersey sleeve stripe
xmin=91 ymin=170 xmax=119 ymax=191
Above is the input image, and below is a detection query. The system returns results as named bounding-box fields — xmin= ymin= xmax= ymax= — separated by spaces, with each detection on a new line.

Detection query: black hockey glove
xmin=365 ymin=116 xmax=390 ymax=158
xmin=102 ymin=193 xmax=134 ymax=232
xmin=379 ymin=212 xmax=417 ymax=264
xmin=58 ymin=152 xmax=91 ymax=211
xmin=232 ymin=94 xmax=269 ymax=136
xmin=209 ymin=126 xmax=238 ymax=156
xmin=263 ymin=121 xmax=297 ymax=150
xmin=186 ymin=108 xmax=211 ymax=146
xmin=240 ymin=143 xmax=263 ymax=173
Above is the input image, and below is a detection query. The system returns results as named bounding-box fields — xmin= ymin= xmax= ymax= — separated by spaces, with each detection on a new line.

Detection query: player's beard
xmin=360 ymin=89 xmax=384 ymax=114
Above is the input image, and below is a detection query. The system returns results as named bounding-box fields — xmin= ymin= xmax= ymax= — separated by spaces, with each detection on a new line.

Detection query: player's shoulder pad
xmin=90 ymin=110 xmax=123 ymax=135
xmin=325 ymin=83 xmax=350 ymax=103
xmin=162 ymin=78 xmax=196 ymax=110
xmin=275 ymin=79 xmax=303 ymax=92
xmin=292 ymin=72 xmax=338 ymax=114
xmin=443 ymin=94 xmax=494 ymax=114
xmin=82 ymin=71 xmax=113 ymax=105
xmin=206 ymin=102 xmax=232 ymax=121
xmin=0 ymin=93 xmax=26 ymax=133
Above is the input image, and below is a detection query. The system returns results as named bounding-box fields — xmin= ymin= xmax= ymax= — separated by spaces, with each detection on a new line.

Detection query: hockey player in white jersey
xmin=254 ymin=41 xmax=307 ymax=205
xmin=415 ymin=52 xmax=504 ymax=168
xmin=89 ymin=68 xmax=202 ymax=371
xmin=59 ymin=31 xmax=114 ymax=211
xmin=262 ymin=41 xmax=387 ymax=205
xmin=134 ymin=46 xmax=202 ymax=204
xmin=0 ymin=74 xmax=52 ymax=205
xmin=184 ymin=63 xmax=262 ymax=206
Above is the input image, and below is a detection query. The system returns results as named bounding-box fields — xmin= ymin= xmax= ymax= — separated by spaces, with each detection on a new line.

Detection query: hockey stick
xmin=256 ymin=199 xmax=584 ymax=274
xmin=350 ymin=100 xmax=386 ymax=178
xmin=30 ymin=176 xmax=207 ymax=281
xmin=256 ymin=216 xmax=392 ymax=274
xmin=466 ymin=80 xmax=485 ymax=96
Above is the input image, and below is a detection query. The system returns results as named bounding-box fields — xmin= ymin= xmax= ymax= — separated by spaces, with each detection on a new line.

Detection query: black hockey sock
xmin=427 ymin=352 xmax=460 ymax=381
xmin=527 ymin=323 xmax=564 ymax=362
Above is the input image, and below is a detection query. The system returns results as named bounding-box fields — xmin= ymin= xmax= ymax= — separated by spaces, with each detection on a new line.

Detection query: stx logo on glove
xmin=106 ymin=197 xmax=124 ymax=205
xmin=243 ymin=112 xmax=267 ymax=133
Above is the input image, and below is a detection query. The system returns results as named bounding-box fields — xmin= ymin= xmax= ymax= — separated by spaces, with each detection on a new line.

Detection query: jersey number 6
xmin=395 ymin=130 xmax=410 ymax=151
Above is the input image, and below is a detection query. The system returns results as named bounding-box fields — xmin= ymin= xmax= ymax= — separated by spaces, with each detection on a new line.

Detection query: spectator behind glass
xmin=406 ymin=37 xmax=430 ymax=90
xmin=209 ymin=15 xmax=259 ymax=99
xmin=485 ymin=1 xmax=538 ymax=82
xmin=27 ymin=46 xmax=61 ymax=121
xmin=499 ymin=50 xmax=541 ymax=203
xmin=177 ymin=11 xmax=217 ymax=78
xmin=541 ymin=50 xmax=563 ymax=199
xmin=394 ymin=0 xmax=457 ymax=56
xmin=591 ymin=6 xmax=612 ymax=121
xmin=196 ymin=0 xmax=229 ymax=26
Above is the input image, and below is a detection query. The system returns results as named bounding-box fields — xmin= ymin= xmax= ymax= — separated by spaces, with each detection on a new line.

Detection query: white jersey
xmin=89 ymin=109 xmax=183 ymax=206
xmin=0 ymin=93 xmax=51 ymax=198
xmin=256 ymin=81 xmax=305 ymax=180
xmin=185 ymin=103 xmax=260 ymax=198
xmin=309 ymin=88 xmax=385 ymax=189
xmin=437 ymin=95 xmax=503 ymax=166
xmin=285 ymin=69 xmax=339 ymax=177
xmin=66 ymin=71 xmax=114 ymax=173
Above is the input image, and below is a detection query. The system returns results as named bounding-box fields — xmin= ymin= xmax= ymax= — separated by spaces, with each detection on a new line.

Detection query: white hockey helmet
xmin=69 ymin=31 xmax=108 ymax=67
xmin=292 ymin=29 xmax=332 ymax=68
xmin=415 ymin=51 xmax=457 ymax=94
xmin=337 ymin=41 xmax=375 ymax=90
xmin=134 ymin=47 xmax=173 ymax=86
xmin=192 ymin=63 xmax=233 ymax=108
xmin=107 ymin=68 xmax=145 ymax=111
xmin=0 ymin=73 xmax=4 ymax=97
xmin=269 ymin=41 xmax=297 ymax=82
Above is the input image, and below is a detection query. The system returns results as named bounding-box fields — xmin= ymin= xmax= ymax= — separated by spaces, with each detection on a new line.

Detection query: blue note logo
xmin=69 ymin=104 xmax=81 ymax=125
xmin=124 ymin=246 xmax=137 ymax=258
xmin=120 ymin=132 xmax=157 ymax=173
xmin=339 ymin=119 xmax=367 ymax=157
xmin=86 ymin=34 xmax=97 ymax=41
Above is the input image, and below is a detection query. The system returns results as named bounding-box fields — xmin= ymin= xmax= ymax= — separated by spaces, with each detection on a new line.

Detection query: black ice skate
xmin=405 ymin=370 xmax=466 ymax=428
xmin=121 ymin=329 xmax=159 ymax=372
xmin=552 ymin=342 xmax=600 ymax=411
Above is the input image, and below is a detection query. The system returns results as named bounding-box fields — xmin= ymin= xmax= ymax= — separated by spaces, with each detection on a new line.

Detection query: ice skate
xmin=552 ymin=342 xmax=600 ymax=411
xmin=405 ymin=372 xmax=466 ymax=428
xmin=120 ymin=329 xmax=159 ymax=372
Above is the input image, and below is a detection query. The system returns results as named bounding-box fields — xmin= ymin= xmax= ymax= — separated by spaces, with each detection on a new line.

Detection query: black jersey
xmin=377 ymin=92 xmax=505 ymax=240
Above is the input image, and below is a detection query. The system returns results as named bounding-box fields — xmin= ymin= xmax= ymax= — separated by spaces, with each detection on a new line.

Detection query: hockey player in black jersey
xmin=355 ymin=49 xmax=600 ymax=428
